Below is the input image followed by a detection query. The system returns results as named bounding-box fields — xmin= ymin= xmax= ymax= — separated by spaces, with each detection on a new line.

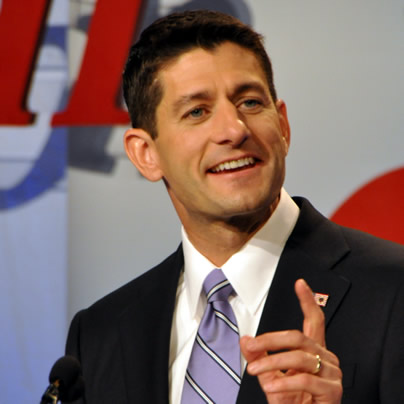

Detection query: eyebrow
xmin=172 ymin=80 xmax=270 ymax=116
xmin=172 ymin=91 xmax=212 ymax=116
xmin=230 ymin=81 xmax=270 ymax=103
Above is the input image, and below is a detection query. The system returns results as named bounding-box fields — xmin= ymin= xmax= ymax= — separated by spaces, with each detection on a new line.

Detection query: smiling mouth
xmin=209 ymin=157 xmax=257 ymax=173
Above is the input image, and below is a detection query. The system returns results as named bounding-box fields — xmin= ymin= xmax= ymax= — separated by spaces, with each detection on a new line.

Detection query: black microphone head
xmin=49 ymin=355 xmax=85 ymax=401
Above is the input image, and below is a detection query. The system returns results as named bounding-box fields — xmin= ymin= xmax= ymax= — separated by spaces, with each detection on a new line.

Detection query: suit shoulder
xmin=340 ymin=224 xmax=404 ymax=254
xmin=294 ymin=196 xmax=404 ymax=275
xmin=338 ymin=224 xmax=404 ymax=270
xmin=78 ymin=245 xmax=183 ymax=319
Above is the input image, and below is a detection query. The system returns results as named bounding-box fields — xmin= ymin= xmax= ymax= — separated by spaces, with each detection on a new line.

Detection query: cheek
xmin=255 ymin=128 xmax=285 ymax=155
xmin=176 ymin=134 xmax=208 ymax=168
xmin=260 ymin=121 xmax=287 ymax=150
xmin=247 ymin=115 xmax=280 ymax=138
xmin=157 ymin=139 xmax=200 ymax=181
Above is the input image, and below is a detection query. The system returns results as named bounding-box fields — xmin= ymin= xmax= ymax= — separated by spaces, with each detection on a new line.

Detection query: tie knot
xmin=203 ymin=268 xmax=234 ymax=303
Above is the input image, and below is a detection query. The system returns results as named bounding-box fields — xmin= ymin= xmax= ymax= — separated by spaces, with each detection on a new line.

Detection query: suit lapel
xmin=258 ymin=197 xmax=352 ymax=332
xmin=237 ymin=198 xmax=351 ymax=403
xmin=118 ymin=246 xmax=184 ymax=404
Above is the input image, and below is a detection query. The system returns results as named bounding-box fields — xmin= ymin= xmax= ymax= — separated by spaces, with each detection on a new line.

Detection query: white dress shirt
xmin=168 ymin=189 xmax=300 ymax=404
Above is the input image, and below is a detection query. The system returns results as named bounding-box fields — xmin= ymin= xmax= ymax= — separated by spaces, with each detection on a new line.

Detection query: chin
xmin=218 ymin=198 xmax=271 ymax=220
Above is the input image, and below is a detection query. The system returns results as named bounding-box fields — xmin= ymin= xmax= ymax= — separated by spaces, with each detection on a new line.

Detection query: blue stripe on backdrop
xmin=0 ymin=131 xmax=67 ymax=210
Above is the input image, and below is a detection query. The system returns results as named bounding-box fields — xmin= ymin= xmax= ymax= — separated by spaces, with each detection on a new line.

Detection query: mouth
xmin=209 ymin=157 xmax=257 ymax=173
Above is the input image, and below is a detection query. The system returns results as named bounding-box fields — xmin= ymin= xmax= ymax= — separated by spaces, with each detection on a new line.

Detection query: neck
xmin=183 ymin=199 xmax=279 ymax=267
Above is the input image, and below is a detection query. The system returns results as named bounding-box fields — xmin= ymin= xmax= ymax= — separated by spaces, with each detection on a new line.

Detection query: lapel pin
xmin=313 ymin=292 xmax=329 ymax=307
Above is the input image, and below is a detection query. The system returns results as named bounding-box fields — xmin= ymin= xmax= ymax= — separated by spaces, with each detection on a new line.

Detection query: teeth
xmin=211 ymin=157 xmax=255 ymax=173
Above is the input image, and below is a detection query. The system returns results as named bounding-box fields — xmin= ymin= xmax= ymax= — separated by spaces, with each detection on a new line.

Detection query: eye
xmin=188 ymin=107 xmax=204 ymax=118
xmin=242 ymin=99 xmax=261 ymax=108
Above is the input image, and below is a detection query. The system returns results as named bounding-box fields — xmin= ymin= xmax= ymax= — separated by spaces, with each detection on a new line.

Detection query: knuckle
xmin=312 ymin=307 xmax=325 ymax=327
xmin=335 ymin=364 xmax=343 ymax=380
xmin=334 ymin=353 xmax=340 ymax=367
xmin=295 ymin=331 xmax=306 ymax=346
xmin=267 ymin=352 xmax=280 ymax=367
xmin=302 ymin=350 xmax=313 ymax=363
xmin=318 ymin=308 xmax=325 ymax=323
xmin=292 ymin=330 xmax=306 ymax=345
xmin=299 ymin=373 xmax=314 ymax=387
xmin=329 ymin=351 xmax=340 ymax=367
xmin=335 ymin=380 xmax=343 ymax=399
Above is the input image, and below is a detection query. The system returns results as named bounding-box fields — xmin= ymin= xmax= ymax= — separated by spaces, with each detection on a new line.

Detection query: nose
xmin=211 ymin=101 xmax=250 ymax=147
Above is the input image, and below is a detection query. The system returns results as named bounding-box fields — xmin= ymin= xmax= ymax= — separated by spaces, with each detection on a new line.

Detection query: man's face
xmin=146 ymin=42 xmax=290 ymax=229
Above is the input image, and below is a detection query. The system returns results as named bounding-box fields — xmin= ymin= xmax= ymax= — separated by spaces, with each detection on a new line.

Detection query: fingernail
xmin=299 ymin=278 xmax=311 ymax=290
xmin=246 ymin=339 xmax=257 ymax=350
xmin=248 ymin=362 xmax=258 ymax=373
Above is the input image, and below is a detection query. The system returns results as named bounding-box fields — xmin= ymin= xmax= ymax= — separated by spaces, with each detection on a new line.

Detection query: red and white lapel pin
xmin=313 ymin=292 xmax=329 ymax=307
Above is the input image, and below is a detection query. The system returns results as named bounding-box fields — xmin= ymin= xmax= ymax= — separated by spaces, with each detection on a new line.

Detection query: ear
xmin=276 ymin=99 xmax=291 ymax=155
xmin=124 ymin=128 xmax=163 ymax=182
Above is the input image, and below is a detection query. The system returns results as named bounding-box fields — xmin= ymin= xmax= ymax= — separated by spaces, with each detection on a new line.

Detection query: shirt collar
xmin=182 ymin=188 xmax=300 ymax=319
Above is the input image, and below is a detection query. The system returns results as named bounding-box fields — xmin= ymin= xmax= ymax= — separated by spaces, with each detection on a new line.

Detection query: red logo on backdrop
xmin=331 ymin=167 xmax=404 ymax=245
xmin=0 ymin=0 xmax=145 ymax=126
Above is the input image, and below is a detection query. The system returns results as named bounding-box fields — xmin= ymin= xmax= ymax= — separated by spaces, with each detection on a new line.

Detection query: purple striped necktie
xmin=181 ymin=268 xmax=241 ymax=403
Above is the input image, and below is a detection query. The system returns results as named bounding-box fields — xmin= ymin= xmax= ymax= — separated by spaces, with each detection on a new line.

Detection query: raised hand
xmin=240 ymin=279 xmax=342 ymax=403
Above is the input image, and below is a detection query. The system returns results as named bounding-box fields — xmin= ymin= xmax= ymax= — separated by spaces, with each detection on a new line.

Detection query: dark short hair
xmin=123 ymin=10 xmax=277 ymax=139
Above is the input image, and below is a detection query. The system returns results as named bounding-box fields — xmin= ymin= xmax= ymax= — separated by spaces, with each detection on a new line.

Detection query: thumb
xmin=240 ymin=335 xmax=266 ymax=364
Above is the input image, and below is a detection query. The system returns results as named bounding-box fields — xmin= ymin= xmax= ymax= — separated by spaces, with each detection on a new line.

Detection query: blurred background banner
xmin=0 ymin=0 xmax=403 ymax=401
xmin=0 ymin=1 xmax=69 ymax=402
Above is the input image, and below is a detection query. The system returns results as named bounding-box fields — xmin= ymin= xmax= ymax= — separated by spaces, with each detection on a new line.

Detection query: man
xmin=65 ymin=10 xmax=404 ymax=404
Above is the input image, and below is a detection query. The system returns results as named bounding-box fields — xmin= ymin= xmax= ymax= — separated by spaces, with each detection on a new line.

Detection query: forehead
xmin=156 ymin=42 xmax=269 ymax=105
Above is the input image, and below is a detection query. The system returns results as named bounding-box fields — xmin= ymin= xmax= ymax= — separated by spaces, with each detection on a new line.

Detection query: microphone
xmin=40 ymin=355 xmax=85 ymax=403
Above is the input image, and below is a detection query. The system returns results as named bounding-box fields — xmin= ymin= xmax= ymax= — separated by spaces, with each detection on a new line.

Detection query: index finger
xmin=295 ymin=279 xmax=326 ymax=346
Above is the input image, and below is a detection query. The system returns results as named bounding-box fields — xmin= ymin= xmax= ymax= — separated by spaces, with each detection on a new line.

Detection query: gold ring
xmin=313 ymin=354 xmax=322 ymax=374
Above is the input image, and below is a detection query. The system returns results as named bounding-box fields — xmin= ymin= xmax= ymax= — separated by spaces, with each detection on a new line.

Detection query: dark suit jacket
xmin=65 ymin=198 xmax=404 ymax=403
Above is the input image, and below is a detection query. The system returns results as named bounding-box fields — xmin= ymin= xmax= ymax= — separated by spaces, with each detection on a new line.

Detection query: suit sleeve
xmin=379 ymin=279 xmax=404 ymax=403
